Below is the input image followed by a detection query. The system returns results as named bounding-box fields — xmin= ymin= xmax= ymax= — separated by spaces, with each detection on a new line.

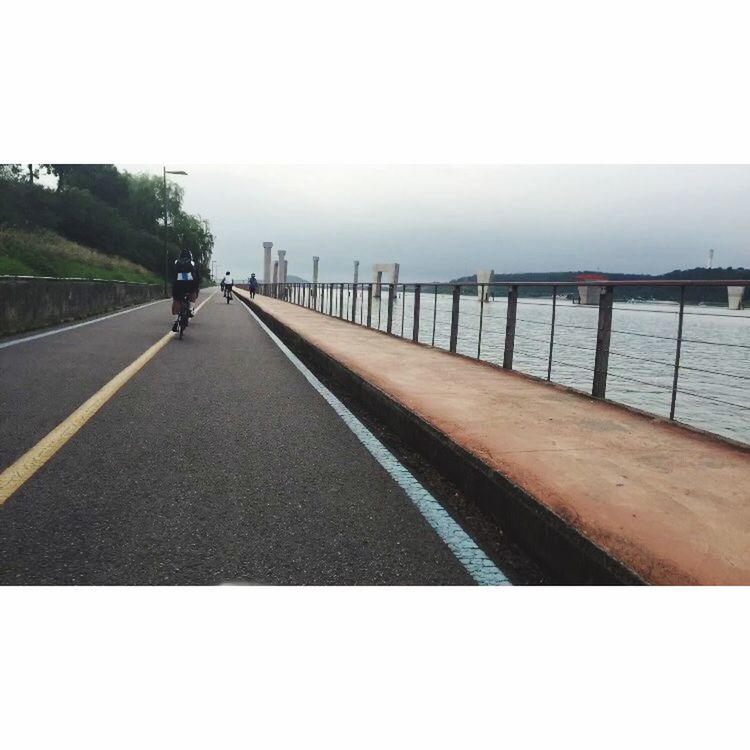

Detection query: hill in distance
xmin=447 ymin=267 xmax=749 ymax=304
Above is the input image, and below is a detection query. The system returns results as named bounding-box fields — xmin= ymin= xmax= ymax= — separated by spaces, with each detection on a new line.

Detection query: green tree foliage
xmin=0 ymin=164 xmax=25 ymax=181
xmin=0 ymin=164 xmax=213 ymax=281
xmin=43 ymin=164 xmax=129 ymax=206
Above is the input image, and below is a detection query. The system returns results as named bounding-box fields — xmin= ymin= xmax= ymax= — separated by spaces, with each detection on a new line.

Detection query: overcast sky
xmin=122 ymin=165 xmax=750 ymax=282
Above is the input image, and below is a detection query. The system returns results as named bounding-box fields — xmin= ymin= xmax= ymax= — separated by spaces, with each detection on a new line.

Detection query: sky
xmin=121 ymin=165 xmax=750 ymax=282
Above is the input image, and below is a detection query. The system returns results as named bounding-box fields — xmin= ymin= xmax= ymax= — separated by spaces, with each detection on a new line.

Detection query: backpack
xmin=175 ymin=257 xmax=194 ymax=281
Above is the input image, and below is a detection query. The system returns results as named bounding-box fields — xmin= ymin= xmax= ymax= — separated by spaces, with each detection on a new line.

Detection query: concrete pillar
xmin=728 ymin=286 xmax=746 ymax=310
xmin=477 ymin=269 xmax=493 ymax=301
xmin=312 ymin=256 xmax=319 ymax=300
xmin=263 ymin=242 xmax=273 ymax=284
xmin=353 ymin=260 xmax=359 ymax=285
xmin=283 ymin=259 xmax=288 ymax=285
xmin=372 ymin=263 xmax=399 ymax=299
xmin=277 ymin=250 xmax=286 ymax=284
xmin=272 ymin=261 xmax=279 ymax=284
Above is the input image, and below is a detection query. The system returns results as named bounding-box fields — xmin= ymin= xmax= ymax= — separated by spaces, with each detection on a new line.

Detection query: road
xmin=0 ymin=290 xmax=505 ymax=585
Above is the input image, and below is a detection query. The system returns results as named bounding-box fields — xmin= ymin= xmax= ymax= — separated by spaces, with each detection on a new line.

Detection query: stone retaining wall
xmin=0 ymin=276 xmax=164 ymax=336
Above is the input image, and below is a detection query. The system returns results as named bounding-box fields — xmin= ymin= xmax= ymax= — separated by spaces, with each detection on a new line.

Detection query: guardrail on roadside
xmin=252 ymin=279 xmax=750 ymax=442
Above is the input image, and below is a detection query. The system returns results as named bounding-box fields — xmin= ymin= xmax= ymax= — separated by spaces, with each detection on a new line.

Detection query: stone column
xmin=312 ymin=256 xmax=319 ymax=300
xmin=353 ymin=260 xmax=359 ymax=285
xmin=277 ymin=250 xmax=286 ymax=284
xmin=272 ymin=260 xmax=279 ymax=285
xmin=477 ymin=269 xmax=493 ymax=301
xmin=263 ymin=242 xmax=273 ymax=284
xmin=728 ymin=286 xmax=746 ymax=310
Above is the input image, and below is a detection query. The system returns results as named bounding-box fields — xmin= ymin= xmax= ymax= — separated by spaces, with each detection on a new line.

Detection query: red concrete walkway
xmin=238 ymin=289 xmax=750 ymax=585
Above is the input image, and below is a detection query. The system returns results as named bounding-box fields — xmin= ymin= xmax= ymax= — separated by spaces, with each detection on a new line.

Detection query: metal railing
xmin=253 ymin=279 xmax=750 ymax=444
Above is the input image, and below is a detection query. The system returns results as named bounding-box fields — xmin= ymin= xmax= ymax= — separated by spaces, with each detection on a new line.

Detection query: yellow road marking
xmin=0 ymin=291 xmax=217 ymax=505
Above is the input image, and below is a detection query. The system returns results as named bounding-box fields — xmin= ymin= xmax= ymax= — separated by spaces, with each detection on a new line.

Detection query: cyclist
xmin=171 ymin=249 xmax=200 ymax=331
xmin=224 ymin=271 xmax=234 ymax=300
xmin=249 ymin=273 xmax=258 ymax=299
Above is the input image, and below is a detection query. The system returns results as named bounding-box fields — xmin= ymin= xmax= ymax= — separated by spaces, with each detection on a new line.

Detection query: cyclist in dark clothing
xmin=171 ymin=249 xmax=200 ymax=331
xmin=249 ymin=273 xmax=258 ymax=298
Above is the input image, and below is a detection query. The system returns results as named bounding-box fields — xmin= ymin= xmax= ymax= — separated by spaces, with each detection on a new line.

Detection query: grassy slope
xmin=0 ymin=227 xmax=161 ymax=284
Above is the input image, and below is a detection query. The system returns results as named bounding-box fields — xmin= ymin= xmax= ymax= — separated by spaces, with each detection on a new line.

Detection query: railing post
xmin=329 ymin=283 xmax=333 ymax=316
xmin=412 ymin=284 xmax=421 ymax=342
xmin=477 ymin=284 xmax=485 ymax=359
xmin=308 ymin=284 xmax=312 ymax=309
xmin=670 ymin=285 xmax=686 ymax=420
xmin=449 ymin=284 xmax=460 ymax=353
xmin=386 ymin=283 xmax=395 ymax=333
xmin=432 ymin=285 xmax=438 ymax=347
xmin=400 ymin=284 xmax=406 ymax=336
xmin=339 ymin=283 xmax=344 ymax=318
xmin=366 ymin=283 xmax=373 ymax=327
xmin=351 ymin=284 xmax=357 ymax=322
xmin=503 ymin=285 xmax=518 ymax=369
xmin=547 ymin=285 xmax=557 ymax=380
xmin=592 ymin=286 xmax=614 ymax=398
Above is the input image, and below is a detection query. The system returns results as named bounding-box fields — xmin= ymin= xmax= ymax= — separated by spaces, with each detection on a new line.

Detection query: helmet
xmin=251 ymin=273 xmax=256 ymax=277
xmin=226 ymin=271 xmax=230 ymax=275
xmin=179 ymin=249 xmax=193 ymax=260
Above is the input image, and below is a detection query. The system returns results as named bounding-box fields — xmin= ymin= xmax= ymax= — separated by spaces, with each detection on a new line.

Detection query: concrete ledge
xmin=0 ymin=276 xmax=164 ymax=336
xmin=239 ymin=291 xmax=644 ymax=584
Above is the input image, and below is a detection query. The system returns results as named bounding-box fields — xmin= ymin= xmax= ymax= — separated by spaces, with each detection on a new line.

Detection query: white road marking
xmin=0 ymin=298 xmax=168 ymax=349
xmin=239 ymin=301 xmax=511 ymax=586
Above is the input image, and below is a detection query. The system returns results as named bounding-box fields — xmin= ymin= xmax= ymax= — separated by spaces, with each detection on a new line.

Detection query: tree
xmin=0 ymin=164 xmax=26 ymax=182
xmin=171 ymin=211 xmax=214 ymax=276
xmin=122 ymin=172 xmax=183 ymax=233
xmin=2 ymin=164 xmax=213 ymax=278
xmin=42 ymin=164 xmax=129 ymax=206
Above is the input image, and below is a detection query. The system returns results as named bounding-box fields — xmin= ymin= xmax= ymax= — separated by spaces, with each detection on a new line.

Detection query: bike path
xmin=0 ymin=291 xmax=473 ymax=584
xmin=0 ymin=297 xmax=177 ymax=468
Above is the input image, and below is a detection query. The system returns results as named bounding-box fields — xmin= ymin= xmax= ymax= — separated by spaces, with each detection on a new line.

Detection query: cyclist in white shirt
xmin=223 ymin=272 xmax=234 ymax=299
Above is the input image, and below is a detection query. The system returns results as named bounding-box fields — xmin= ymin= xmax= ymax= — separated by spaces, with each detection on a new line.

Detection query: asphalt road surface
xmin=0 ymin=291 xmax=489 ymax=585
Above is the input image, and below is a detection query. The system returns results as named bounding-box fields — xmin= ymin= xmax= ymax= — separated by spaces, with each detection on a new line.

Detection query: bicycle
xmin=226 ymin=286 xmax=233 ymax=304
xmin=175 ymin=294 xmax=191 ymax=339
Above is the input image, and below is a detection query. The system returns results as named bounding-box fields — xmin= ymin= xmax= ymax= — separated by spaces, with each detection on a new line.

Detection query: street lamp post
xmin=163 ymin=167 xmax=188 ymax=296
